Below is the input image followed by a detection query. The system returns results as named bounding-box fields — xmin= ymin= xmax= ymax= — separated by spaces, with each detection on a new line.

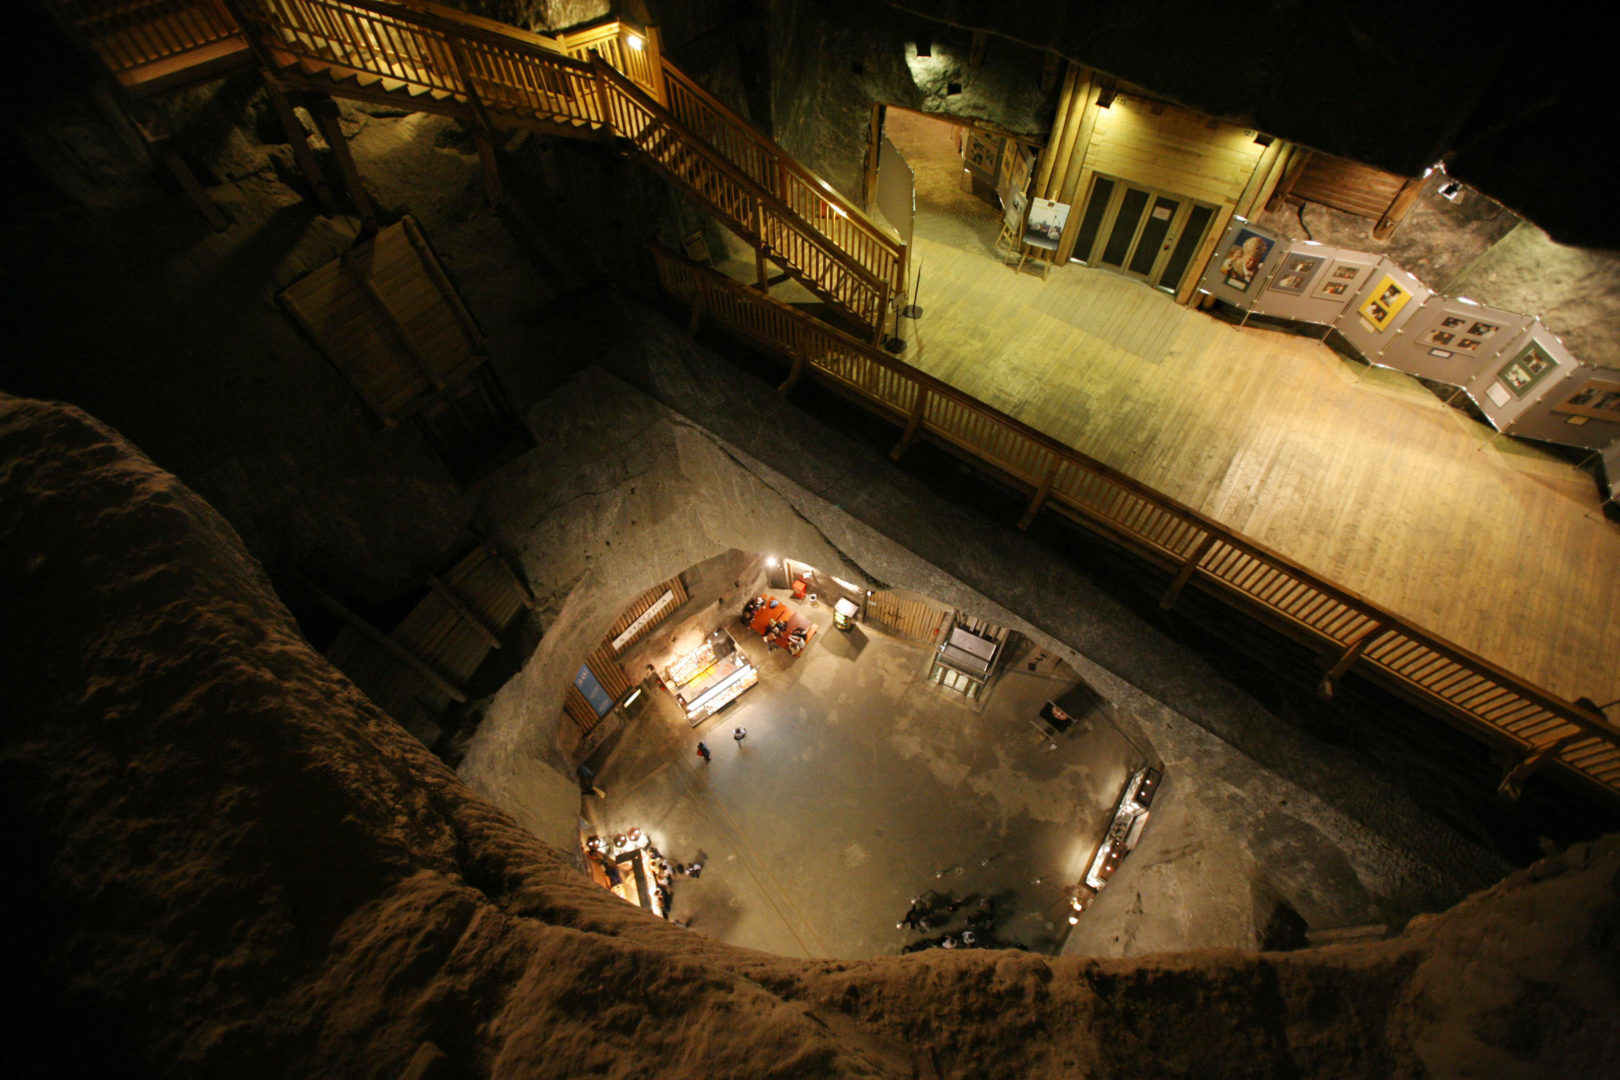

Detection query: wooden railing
xmin=57 ymin=0 xmax=240 ymax=75
xmin=224 ymin=1 xmax=897 ymax=331
xmin=650 ymin=245 xmax=1620 ymax=807
xmin=658 ymin=62 xmax=906 ymax=297
xmin=595 ymin=63 xmax=889 ymax=329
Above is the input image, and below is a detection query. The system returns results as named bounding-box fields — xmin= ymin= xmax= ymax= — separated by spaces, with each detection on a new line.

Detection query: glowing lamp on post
xmin=626 ymin=33 xmax=644 ymax=51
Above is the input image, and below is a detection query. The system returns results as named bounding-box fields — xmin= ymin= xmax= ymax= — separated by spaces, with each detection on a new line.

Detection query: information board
xmin=1462 ymin=321 xmax=1579 ymax=432
xmin=1373 ymin=296 xmax=1531 ymax=385
xmin=1503 ymin=364 xmax=1620 ymax=450
xmin=1249 ymin=240 xmax=1364 ymax=326
xmin=1333 ymin=258 xmax=1430 ymax=361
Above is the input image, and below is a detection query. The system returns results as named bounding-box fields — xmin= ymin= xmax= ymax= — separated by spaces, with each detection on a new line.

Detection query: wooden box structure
xmin=279 ymin=216 xmax=529 ymax=476
xmin=318 ymin=541 xmax=535 ymax=745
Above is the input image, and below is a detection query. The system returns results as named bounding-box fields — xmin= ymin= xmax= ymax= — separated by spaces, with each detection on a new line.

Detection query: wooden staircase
xmin=195 ymin=0 xmax=904 ymax=337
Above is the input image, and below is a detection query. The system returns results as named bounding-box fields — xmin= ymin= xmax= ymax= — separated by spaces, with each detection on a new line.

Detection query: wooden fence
xmin=650 ymin=244 xmax=1620 ymax=807
xmin=865 ymin=591 xmax=951 ymax=643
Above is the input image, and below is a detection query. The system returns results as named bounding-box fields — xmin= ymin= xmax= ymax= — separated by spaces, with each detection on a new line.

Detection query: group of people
xmin=897 ymin=890 xmax=1020 ymax=953
xmin=646 ymin=845 xmax=705 ymax=918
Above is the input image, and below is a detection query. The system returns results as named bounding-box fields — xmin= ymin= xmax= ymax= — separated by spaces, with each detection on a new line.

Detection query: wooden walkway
xmin=891 ymin=230 xmax=1620 ymax=711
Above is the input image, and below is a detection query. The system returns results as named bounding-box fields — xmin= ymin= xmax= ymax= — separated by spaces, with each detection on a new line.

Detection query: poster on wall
xmin=1358 ymin=275 xmax=1412 ymax=332
xmin=1023 ymin=198 xmax=1070 ymax=250
xmin=1495 ymin=340 xmax=1561 ymax=400
xmin=1265 ymin=253 xmax=1325 ymax=296
xmin=575 ymin=662 xmax=616 ymax=717
xmin=964 ymin=130 xmax=1003 ymax=179
xmin=1216 ymin=227 xmax=1275 ymax=292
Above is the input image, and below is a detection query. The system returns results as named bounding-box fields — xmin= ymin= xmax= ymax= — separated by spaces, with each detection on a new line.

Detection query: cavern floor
xmin=722 ymin=111 xmax=1620 ymax=711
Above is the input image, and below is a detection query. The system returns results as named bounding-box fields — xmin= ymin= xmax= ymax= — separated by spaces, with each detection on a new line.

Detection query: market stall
xmin=660 ymin=628 xmax=759 ymax=726
xmin=582 ymin=828 xmax=671 ymax=918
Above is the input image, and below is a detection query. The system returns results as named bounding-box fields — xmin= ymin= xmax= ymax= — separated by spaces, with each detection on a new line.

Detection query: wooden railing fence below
xmin=650 ymin=244 xmax=1620 ymax=808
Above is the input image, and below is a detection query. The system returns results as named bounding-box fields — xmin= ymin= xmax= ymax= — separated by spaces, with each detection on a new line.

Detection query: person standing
xmin=696 ymin=741 xmax=711 ymax=763
xmin=733 ymin=727 xmax=747 ymax=744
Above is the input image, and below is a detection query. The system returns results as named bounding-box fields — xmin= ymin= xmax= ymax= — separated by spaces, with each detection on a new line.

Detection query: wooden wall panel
xmin=1083 ymin=98 xmax=1266 ymax=208
xmin=606 ymin=575 xmax=689 ymax=654
xmin=866 ymin=591 xmax=950 ymax=642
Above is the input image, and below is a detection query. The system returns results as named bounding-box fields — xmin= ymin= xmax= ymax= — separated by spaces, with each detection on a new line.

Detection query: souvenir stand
xmin=582 ymin=828 xmax=669 ymax=918
xmin=661 ymin=628 xmax=758 ymax=727
xmin=1195 ymin=217 xmax=1286 ymax=312
xmin=1372 ymin=296 xmax=1532 ymax=386
xmin=1461 ymin=322 xmax=1580 ymax=435
xmin=1331 ymin=259 xmax=1431 ymax=362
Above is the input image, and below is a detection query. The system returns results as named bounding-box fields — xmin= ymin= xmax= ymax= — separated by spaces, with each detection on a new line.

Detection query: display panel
xmin=1463 ymin=320 xmax=1580 ymax=434
xmin=1195 ymin=217 xmax=1285 ymax=309
xmin=1248 ymin=241 xmax=1371 ymax=324
xmin=1333 ymin=258 xmax=1429 ymax=361
xmin=1023 ymin=197 xmax=1070 ymax=251
xmin=1374 ymin=298 xmax=1531 ymax=384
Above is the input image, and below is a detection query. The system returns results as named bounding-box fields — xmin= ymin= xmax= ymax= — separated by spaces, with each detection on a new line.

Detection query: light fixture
xmin=916 ymin=38 xmax=931 ymax=58
xmin=766 ymin=556 xmax=778 ymax=567
xmin=626 ymin=33 xmax=643 ymax=51
xmin=1096 ymin=87 xmax=1116 ymax=109
xmin=622 ymin=688 xmax=642 ymax=707
xmin=1253 ymin=133 xmax=1273 ymax=147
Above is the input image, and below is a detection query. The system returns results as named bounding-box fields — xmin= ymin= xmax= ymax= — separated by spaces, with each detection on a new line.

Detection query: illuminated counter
xmin=1083 ymin=766 xmax=1163 ymax=892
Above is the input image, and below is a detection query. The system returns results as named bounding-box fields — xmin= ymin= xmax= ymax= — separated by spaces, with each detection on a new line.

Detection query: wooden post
xmin=400 ymin=216 xmax=486 ymax=347
xmin=311 ymin=95 xmax=375 ymax=230
xmin=969 ymin=31 xmax=988 ymax=68
xmin=778 ymin=352 xmax=806 ymax=397
xmin=262 ymin=81 xmax=335 ymax=213
xmin=891 ymin=386 xmax=929 ymax=460
xmin=1159 ymin=533 xmax=1217 ymax=610
xmin=1497 ymin=733 xmax=1579 ymax=800
xmin=685 ymin=285 xmax=706 ymax=336
xmin=1373 ymin=174 xmax=1426 ymax=240
xmin=1017 ymin=457 xmax=1060 ymax=530
xmin=1317 ymin=621 xmax=1385 ymax=699
xmin=428 ymin=574 xmax=503 ymax=648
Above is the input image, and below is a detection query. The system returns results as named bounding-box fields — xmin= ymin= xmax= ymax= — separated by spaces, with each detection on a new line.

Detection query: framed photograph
xmin=1267 ymin=253 xmax=1323 ymax=295
xmin=1495 ymin=341 xmax=1559 ymax=399
xmin=1468 ymin=321 xmax=1498 ymax=338
xmin=1217 ymin=228 xmax=1274 ymax=292
xmin=1022 ymin=197 xmax=1070 ymax=250
xmin=1428 ymin=331 xmax=1454 ymax=346
xmin=1358 ymin=274 xmax=1411 ymax=332
xmin=1316 ymin=261 xmax=1364 ymax=299
xmin=1457 ymin=338 xmax=1480 ymax=350
xmin=1441 ymin=316 xmax=1466 ymax=329
xmin=1552 ymin=378 xmax=1620 ymax=421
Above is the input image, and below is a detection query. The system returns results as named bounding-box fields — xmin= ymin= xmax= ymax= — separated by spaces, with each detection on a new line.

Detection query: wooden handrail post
xmin=1018 ymin=457 xmax=1060 ymax=530
xmin=444 ymin=38 xmax=503 ymax=205
xmin=1159 ymin=532 xmax=1217 ymax=610
xmin=1317 ymin=621 xmax=1385 ymax=699
xmin=891 ymin=386 xmax=929 ymax=460
xmin=1498 ymin=733 xmax=1580 ymax=800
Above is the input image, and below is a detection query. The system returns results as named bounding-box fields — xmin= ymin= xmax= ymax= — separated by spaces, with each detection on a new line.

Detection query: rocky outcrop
xmin=3 ymin=392 xmax=1616 ymax=1078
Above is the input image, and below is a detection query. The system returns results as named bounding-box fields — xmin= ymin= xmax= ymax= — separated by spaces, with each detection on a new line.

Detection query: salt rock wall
xmin=3 ymin=391 xmax=1618 ymax=1080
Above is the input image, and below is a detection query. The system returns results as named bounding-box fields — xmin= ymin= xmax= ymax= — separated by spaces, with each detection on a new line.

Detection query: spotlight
xmin=766 ymin=556 xmax=778 ymax=567
xmin=626 ymin=33 xmax=643 ymax=51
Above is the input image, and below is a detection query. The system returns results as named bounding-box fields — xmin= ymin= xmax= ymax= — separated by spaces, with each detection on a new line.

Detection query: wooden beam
xmin=262 ymin=79 xmax=335 ymax=213
xmin=778 ymin=352 xmax=806 ymax=397
xmin=399 ymin=216 xmax=487 ymax=347
xmin=298 ymin=573 xmax=468 ymax=703
xmin=1317 ymin=621 xmax=1385 ymax=699
xmin=969 ymin=31 xmax=988 ymax=68
xmin=475 ymin=133 xmax=503 ymax=206
xmin=891 ymin=387 xmax=929 ymax=460
xmin=1039 ymin=51 xmax=1061 ymax=95
xmin=1498 ymin=733 xmax=1580 ymax=800
xmin=428 ymin=574 xmax=503 ymax=649
xmin=1017 ymin=457 xmax=1060 ymax=530
xmin=484 ymin=542 xmax=537 ymax=608
xmin=310 ymin=94 xmax=375 ymax=229
xmin=1159 ymin=533 xmax=1217 ymax=610
xmin=1373 ymin=175 xmax=1425 ymax=240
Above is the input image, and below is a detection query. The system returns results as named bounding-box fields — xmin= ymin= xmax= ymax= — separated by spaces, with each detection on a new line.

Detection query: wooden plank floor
xmin=712 ymin=111 xmax=1620 ymax=709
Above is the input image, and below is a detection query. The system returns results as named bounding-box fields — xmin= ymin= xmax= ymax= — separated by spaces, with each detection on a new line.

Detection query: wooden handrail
xmin=649 ymin=245 xmax=1620 ymax=803
xmin=658 ymin=61 xmax=905 ymax=289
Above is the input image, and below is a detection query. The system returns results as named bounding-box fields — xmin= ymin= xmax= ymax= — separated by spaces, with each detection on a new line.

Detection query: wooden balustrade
xmin=57 ymin=0 xmax=240 ymax=76
xmin=658 ymin=62 xmax=906 ymax=296
xmin=650 ymin=244 xmax=1620 ymax=806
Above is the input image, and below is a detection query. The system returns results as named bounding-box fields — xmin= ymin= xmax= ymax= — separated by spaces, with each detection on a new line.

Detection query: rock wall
xmin=6 ymin=393 xmax=1618 ymax=1079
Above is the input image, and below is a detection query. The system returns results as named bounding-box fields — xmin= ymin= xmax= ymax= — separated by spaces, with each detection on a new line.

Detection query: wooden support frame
xmin=428 ymin=574 xmax=503 ymax=648
xmin=891 ymin=387 xmax=929 ymax=460
xmin=484 ymin=543 xmax=537 ymax=608
xmin=1159 ymin=533 xmax=1217 ymax=610
xmin=778 ymin=352 xmax=806 ymax=397
xmin=299 ymin=573 xmax=468 ymax=703
xmin=1317 ymin=621 xmax=1385 ymax=699
xmin=262 ymin=78 xmax=335 ymax=213
xmin=339 ymin=249 xmax=443 ymax=390
xmin=1498 ymin=733 xmax=1581 ymax=800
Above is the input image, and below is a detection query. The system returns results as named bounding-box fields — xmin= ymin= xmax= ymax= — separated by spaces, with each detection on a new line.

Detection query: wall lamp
xmin=1096 ymin=87 xmax=1116 ymax=109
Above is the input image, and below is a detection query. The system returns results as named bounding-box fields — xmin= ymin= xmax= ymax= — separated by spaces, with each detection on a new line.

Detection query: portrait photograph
xmin=1442 ymin=316 xmax=1466 ymax=328
xmin=1458 ymin=338 xmax=1480 ymax=350
xmin=1429 ymin=331 xmax=1454 ymax=346
xmin=1218 ymin=228 xmax=1274 ymax=291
